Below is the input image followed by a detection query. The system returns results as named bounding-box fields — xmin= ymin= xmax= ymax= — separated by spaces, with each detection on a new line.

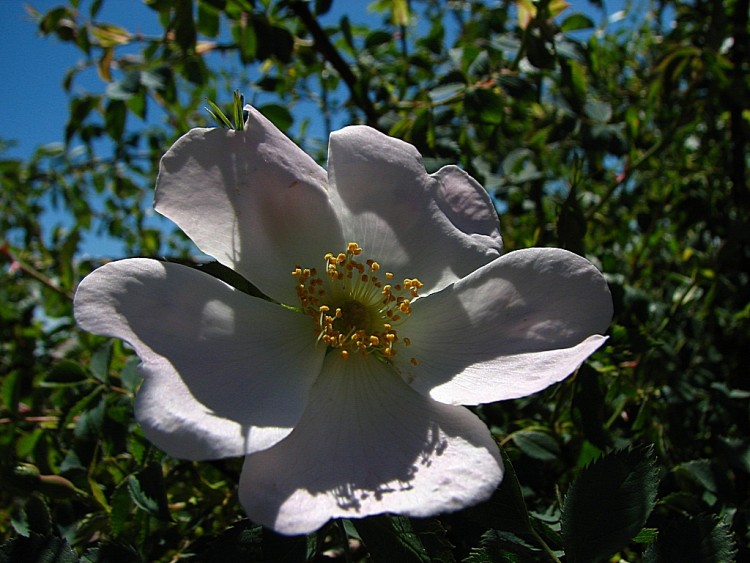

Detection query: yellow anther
xmin=403 ymin=337 xmax=411 ymax=346
xmin=294 ymin=243 xmax=419 ymax=364
xmin=410 ymin=357 xmax=419 ymax=366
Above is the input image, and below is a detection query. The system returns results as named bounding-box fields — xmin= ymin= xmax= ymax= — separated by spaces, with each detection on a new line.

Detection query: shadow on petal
xmin=76 ymin=259 xmax=324 ymax=458
xmin=156 ymin=108 xmax=344 ymax=305
xmin=239 ymin=354 xmax=503 ymax=535
xmin=327 ymin=126 xmax=502 ymax=295
xmin=401 ymin=247 xmax=613 ymax=404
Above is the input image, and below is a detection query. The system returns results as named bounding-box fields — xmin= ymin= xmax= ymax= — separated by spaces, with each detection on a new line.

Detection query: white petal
xmin=155 ymin=106 xmax=344 ymax=304
xmin=74 ymin=258 xmax=324 ymax=460
xmin=328 ymin=126 xmax=502 ymax=294
xmin=238 ymin=353 xmax=503 ymax=535
xmin=400 ymin=248 xmax=613 ymax=405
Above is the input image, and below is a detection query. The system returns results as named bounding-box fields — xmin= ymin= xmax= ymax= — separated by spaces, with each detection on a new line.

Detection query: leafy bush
xmin=1 ymin=0 xmax=747 ymax=560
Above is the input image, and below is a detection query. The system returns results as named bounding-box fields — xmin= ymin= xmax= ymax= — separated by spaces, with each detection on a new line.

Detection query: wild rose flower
xmin=74 ymin=105 xmax=613 ymax=535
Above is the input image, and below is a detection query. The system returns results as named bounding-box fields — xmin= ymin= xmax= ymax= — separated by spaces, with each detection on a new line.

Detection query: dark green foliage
xmin=644 ymin=513 xmax=736 ymax=563
xmin=2 ymin=0 xmax=748 ymax=560
xmin=561 ymin=446 xmax=660 ymax=562
xmin=0 ymin=533 xmax=79 ymax=563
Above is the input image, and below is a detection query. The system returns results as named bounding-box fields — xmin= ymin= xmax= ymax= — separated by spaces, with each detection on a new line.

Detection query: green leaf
xmin=470 ymin=529 xmax=542 ymax=561
xmin=2 ymin=370 xmax=22 ymax=413
xmin=512 ymin=430 xmax=561 ymax=462
xmin=139 ymin=70 xmax=166 ymax=91
xmin=467 ymin=50 xmax=490 ymax=77
xmin=644 ymin=514 xmax=736 ymax=562
xmin=0 ymin=533 xmax=79 ymax=563
xmin=89 ymin=342 xmax=112 ymax=383
xmin=572 ymin=365 xmax=610 ymax=449
xmin=191 ymin=521 xmax=310 ymax=562
xmin=25 ymin=496 xmax=53 ymax=536
xmin=557 ymin=184 xmax=587 ymax=254
xmin=465 ymin=88 xmax=504 ymax=125
xmin=172 ymin=0 xmax=197 ymax=51
xmin=73 ymin=397 xmax=107 ymax=442
xmin=526 ymin=34 xmax=555 ymax=69
xmin=561 ymin=14 xmax=594 ymax=33
xmin=253 ymin=17 xmax=293 ymax=63
xmin=127 ymin=463 xmax=171 ymax=521
xmin=428 ymin=83 xmax=464 ymax=104
xmin=465 ymin=447 xmax=533 ymax=536
xmin=315 ymin=0 xmax=333 ymax=15
xmin=355 ymin=515 xmax=431 ymax=563
xmin=105 ymin=99 xmax=127 ymax=141
xmin=365 ymin=30 xmax=393 ymax=49
xmin=502 ymin=148 xmax=543 ymax=183
xmin=106 ymin=70 xmax=141 ymax=100
xmin=109 ymin=483 xmax=132 ymax=537
xmin=81 ymin=542 xmax=142 ymax=563
xmin=718 ymin=436 xmax=750 ymax=473
xmin=673 ymin=459 xmax=721 ymax=495
xmin=258 ymin=104 xmax=293 ymax=131
xmin=39 ymin=360 xmax=89 ymax=387
xmin=561 ymin=445 xmax=660 ymax=563
xmin=632 ymin=528 xmax=658 ymax=544
xmin=409 ymin=519 xmax=454 ymax=563
xmin=197 ymin=0 xmax=220 ymax=37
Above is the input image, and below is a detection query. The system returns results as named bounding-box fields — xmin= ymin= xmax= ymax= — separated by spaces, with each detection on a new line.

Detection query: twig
xmin=287 ymin=1 xmax=379 ymax=126
xmin=1 ymin=244 xmax=74 ymax=301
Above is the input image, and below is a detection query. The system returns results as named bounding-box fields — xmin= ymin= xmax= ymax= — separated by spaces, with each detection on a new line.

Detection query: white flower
xmin=74 ymin=105 xmax=613 ymax=535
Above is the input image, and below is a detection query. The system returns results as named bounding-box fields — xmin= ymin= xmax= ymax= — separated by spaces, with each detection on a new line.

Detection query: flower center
xmin=292 ymin=242 xmax=422 ymax=365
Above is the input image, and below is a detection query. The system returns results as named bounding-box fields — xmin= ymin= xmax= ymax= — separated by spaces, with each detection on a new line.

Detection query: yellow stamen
xmin=292 ymin=243 xmax=422 ymax=365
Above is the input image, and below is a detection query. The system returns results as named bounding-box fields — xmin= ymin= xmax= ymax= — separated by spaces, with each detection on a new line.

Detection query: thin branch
xmin=287 ymin=1 xmax=379 ymax=126
xmin=1 ymin=244 xmax=74 ymax=301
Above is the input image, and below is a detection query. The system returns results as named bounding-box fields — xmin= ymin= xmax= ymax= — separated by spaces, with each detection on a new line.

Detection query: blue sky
xmin=2 ymin=0 xmax=640 ymax=256
xmin=2 ymin=0 xmax=370 ymax=159
xmin=2 ymin=0 xmax=641 ymax=159
xmin=2 ymin=1 xmax=161 ymax=158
